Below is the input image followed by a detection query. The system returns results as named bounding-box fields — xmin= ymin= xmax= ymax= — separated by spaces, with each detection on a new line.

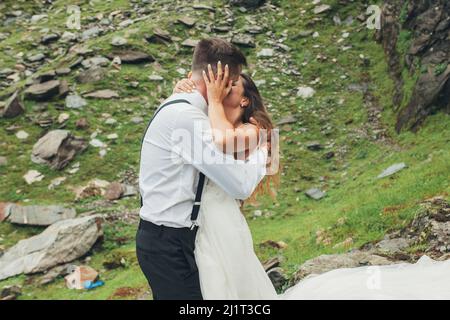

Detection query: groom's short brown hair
xmin=192 ymin=38 xmax=247 ymax=77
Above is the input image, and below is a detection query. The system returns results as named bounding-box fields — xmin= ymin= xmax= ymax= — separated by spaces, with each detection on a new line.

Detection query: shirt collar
xmin=171 ymin=90 xmax=208 ymax=114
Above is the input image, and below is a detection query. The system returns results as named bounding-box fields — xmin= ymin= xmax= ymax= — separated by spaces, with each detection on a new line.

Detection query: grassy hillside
xmin=0 ymin=0 xmax=449 ymax=299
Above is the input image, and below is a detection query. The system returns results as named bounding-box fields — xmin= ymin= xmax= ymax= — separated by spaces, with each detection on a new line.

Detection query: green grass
xmin=0 ymin=0 xmax=449 ymax=299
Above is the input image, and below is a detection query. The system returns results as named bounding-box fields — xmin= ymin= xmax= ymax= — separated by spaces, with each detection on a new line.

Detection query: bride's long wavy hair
xmin=238 ymin=73 xmax=280 ymax=206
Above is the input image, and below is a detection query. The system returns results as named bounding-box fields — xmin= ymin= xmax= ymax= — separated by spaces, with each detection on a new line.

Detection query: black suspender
xmin=139 ymin=98 xmax=206 ymax=230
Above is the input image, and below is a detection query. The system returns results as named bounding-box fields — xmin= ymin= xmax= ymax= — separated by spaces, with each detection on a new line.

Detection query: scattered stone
xmin=84 ymin=89 xmax=119 ymax=99
xmin=230 ymin=0 xmax=266 ymax=9
xmin=82 ymin=26 xmax=101 ymax=40
xmin=148 ymin=75 xmax=164 ymax=81
xmin=81 ymin=56 xmax=110 ymax=69
xmin=23 ymin=170 xmax=44 ymax=185
xmin=177 ymin=17 xmax=196 ymax=27
xmin=90 ymin=139 xmax=106 ymax=148
xmin=131 ymin=116 xmax=144 ymax=124
xmin=232 ymin=34 xmax=255 ymax=48
xmin=111 ymin=36 xmax=127 ymax=47
xmin=31 ymin=130 xmax=88 ymax=170
xmin=66 ymin=94 xmax=87 ymax=109
xmin=306 ymin=141 xmax=322 ymax=151
xmin=105 ymin=118 xmax=117 ymax=125
xmin=257 ymin=48 xmax=274 ymax=58
xmin=377 ymin=163 xmax=407 ymax=179
xmin=253 ymin=210 xmax=262 ymax=218
xmin=76 ymin=66 xmax=107 ymax=84
xmin=7 ymin=205 xmax=76 ymax=226
xmin=41 ymin=33 xmax=60 ymax=44
xmin=105 ymin=182 xmax=125 ymax=201
xmin=260 ymin=240 xmax=288 ymax=250
xmin=296 ymin=86 xmax=315 ymax=99
xmin=38 ymin=264 xmax=70 ymax=286
xmin=181 ymin=38 xmax=199 ymax=48
xmin=15 ymin=130 xmax=28 ymax=140
xmin=76 ymin=118 xmax=89 ymax=129
xmin=65 ymin=265 xmax=99 ymax=290
xmin=0 ymin=215 xmax=103 ymax=281
xmin=0 ymin=156 xmax=7 ymax=167
xmin=1 ymin=285 xmax=21 ymax=300
xmin=305 ymin=188 xmax=326 ymax=200
xmin=31 ymin=14 xmax=48 ymax=23
xmin=27 ymin=53 xmax=46 ymax=63
xmin=74 ymin=179 xmax=110 ymax=201
xmin=323 ymin=151 xmax=335 ymax=160
xmin=61 ymin=31 xmax=78 ymax=42
xmin=106 ymin=51 xmax=154 ymax=64
xmin=24 ymin=80 xmax=60 ymax=101
xmin=192 ymin=4 xmax=216 ymax=12
xmin=375 ymin=238 xmax=411 ymax=255
xmin=57 ymin=113 xmax=70 ymax=124
xmin=276 ymin=115 xmax=296 ymax=126
xmin=55 ymin=68 xmax=71 ymax=76
xmin=313 ymin=4 xmax=331 ymax=15
xmin=48 ymin=177 xmax=67 ymax=190
xmin=145 ymin=28 xmax=172 ymax=44
xmin=1 ymin=91 xmax=24 ymax=118
xmin=107 ymin=133 xmax=118 ymax=140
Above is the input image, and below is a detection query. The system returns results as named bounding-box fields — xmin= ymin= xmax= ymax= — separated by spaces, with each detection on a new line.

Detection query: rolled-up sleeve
xmin=172 ymin=105 xmax=267 ymax=199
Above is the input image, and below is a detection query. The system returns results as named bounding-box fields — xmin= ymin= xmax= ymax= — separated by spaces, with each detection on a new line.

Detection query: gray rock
xmin=306 ymin=141 xmax=322 ymax=151
xmin=230 ymin=0 xmax=265 ymax=9
xmin=148 ymin=75 xmax=164 ymax=81
xmin=106 ymin=51 xmax=154 ymax=64
xmin=30 ymin=14 xmax=48 ymax=24
xmin=55 ymin=68 xmax=71 ymax=76
xmin=305 ymin=188 xmax=326 ymax=200
xmin=1 ymin=91 xmax=24 ymax=118
xmin=192 ymin=4 xmax=216 ymax=12
xmin=0 ymin=285 xmax=21 ymax=300
xmin=145 ymin=28 xmax=172 ymax=44
xmin=81 ymin=56 xmax=110 ymax=69
xmin=82 ymin=26 xmax=101 ymax=40
xmin=377 ymin=163 xmax=407 ymax=179
xmin=26 ymin=53 xmax=46 ymax=62
xmin=0 ymin=215 xmax=103 ymax=281
xmin=41 ymin=33 xmax=60 ymax=44
xmin=375 ymin=238 xmax=411 ymax=255
xmin=291 ymin=250 xmax=396 ymax=284
xmin=177 ymin=17 xmax=196 ymax=27
xmin=131 ymin=116 xmax=144 ymax=124
xmin=276 ymin=115 xmax=296 ymax=126
xmin=84 ymin=89 xmax=119 ymax=99
xmin=231 ymin=34 xmax=255 ymax=48
xmin=24 ymin=80 xmax=60 ymax=101
xmin=257 ymin=48 xmax=274 ymax=57
xmin=7 ymin=205 xmax=76 ymax=226
xmin=31 ymin=129 xmax=87 ymax=170
xmin=296 ymin=86 xmax=315 ymax=98
xmin=181 ymin=38 xmax=200 ymax=48
xmin=111 ymin=36 xmax=127 ymax=47
xmin=65 ymin=94 xmax=87 ymax=109
xmin=76 ymin=66 xmax=107 ymax=84
xmin=313 ymin=4 xmax=331 ymax=15
xmin=0 ymin=156 xmax=7 ymax=166
xmin=61 ymin=31 xmax=78 ymax=42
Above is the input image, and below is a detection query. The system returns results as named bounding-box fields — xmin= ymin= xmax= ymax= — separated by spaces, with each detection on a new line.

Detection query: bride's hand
xmin=173 ymin=78 xmax=196 ymax=93
xmin=202 ymin=61 xmax=232 ymax=105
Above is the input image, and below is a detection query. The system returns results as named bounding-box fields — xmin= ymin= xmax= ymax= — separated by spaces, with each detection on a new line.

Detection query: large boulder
xmin=0 ymin=215 xmax=103 ymax=281
xmin=31 ymin=130 xmax=87 ymax=170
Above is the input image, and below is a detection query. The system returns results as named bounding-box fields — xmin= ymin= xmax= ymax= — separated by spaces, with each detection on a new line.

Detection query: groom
xmin=135 ymin=38 xmax=268 ymax=300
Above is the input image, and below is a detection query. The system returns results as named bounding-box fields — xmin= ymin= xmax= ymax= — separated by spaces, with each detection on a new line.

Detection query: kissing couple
xmin=135 ymin=38 xmax=450 ymax=300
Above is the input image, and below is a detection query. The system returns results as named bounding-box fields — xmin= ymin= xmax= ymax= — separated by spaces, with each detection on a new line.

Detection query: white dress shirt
xmin=139 ymin=90 xmax=268 ymax=228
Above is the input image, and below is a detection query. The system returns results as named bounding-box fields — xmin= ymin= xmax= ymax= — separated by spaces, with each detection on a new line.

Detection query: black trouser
xmin=135 ymin=219 xmax=203 ymax=300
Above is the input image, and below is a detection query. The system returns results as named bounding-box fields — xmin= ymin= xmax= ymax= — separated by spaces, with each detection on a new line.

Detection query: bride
xmin=172 ymin=63 xmax=450 ymax=300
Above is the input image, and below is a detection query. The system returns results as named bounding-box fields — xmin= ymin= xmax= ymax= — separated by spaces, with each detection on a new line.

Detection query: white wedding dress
xmin=194 ymin=179 xmax=450 ymax=300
